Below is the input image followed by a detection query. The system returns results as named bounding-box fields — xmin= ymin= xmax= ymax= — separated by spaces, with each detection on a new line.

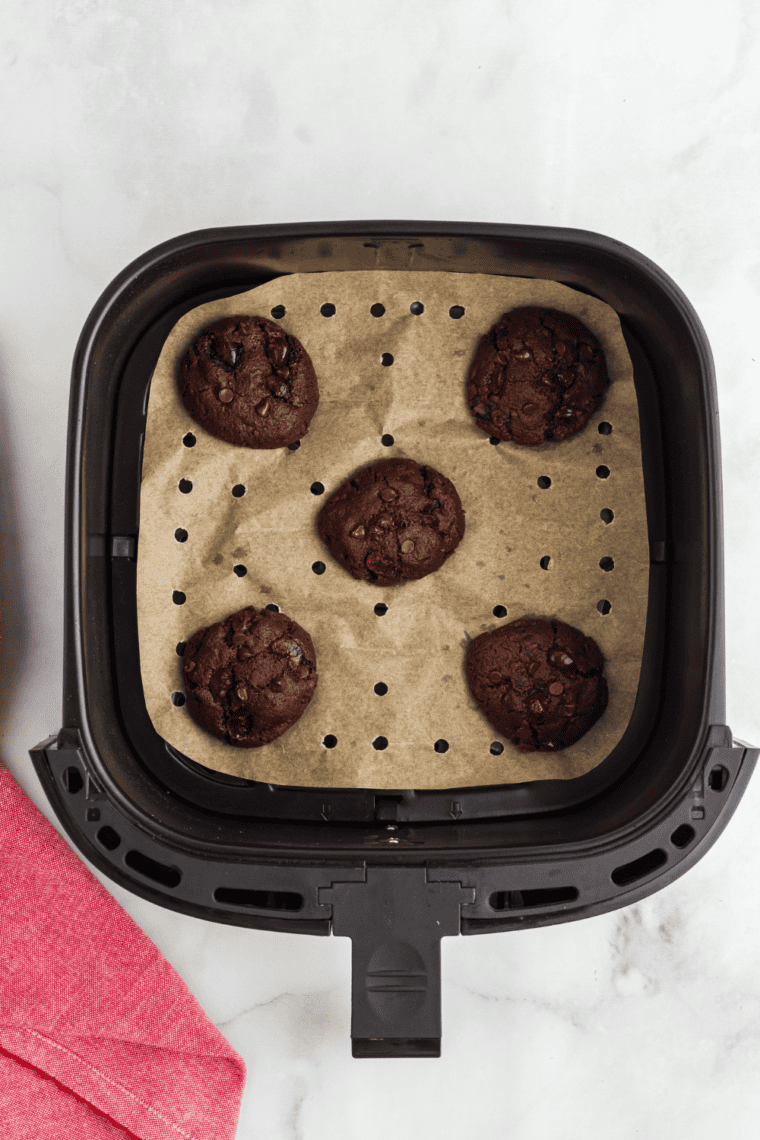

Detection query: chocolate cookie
xmin=178 ymin=316 xmax=319 ymax=449
xmin=182 ymin=605 xmax=317 ymax=747
xmin=317 ymin=458 xmax=466 ymax=586
xmin=466 ymin=307 xmax=609 ymax=445
xmin=466 ymin=617 xmax=608 ymax=752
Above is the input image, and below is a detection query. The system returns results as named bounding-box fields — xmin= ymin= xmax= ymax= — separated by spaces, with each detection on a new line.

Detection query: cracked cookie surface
xmin=466 ymin=617 xmax=608 ymax=752
xmin=182 ymin=605 xmax=317 ymax=747
xmin=466 ymin=307 xmax=608 ymax=445
xmin=178 ymin=315 xmax=319 ymax=448
xmin=317 ymin=457 xmax=466 ymax=586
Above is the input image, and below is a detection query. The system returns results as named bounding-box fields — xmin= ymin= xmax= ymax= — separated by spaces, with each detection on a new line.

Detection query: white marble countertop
xmin=2 ymin=2 xmax=760 ymax=1136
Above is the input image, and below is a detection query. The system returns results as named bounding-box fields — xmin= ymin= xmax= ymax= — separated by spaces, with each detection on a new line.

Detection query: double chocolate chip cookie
xmin=182 ymin=605 xmax=317 ymax=747
xmin=178 ymin=315 xmax=319 ymax=449
xmin=317 ymin=458 xmax=466 ymax=586
xmin=466 ymin=307 xmax=609 ymax=445
xmin=466 ymin=617 xmax=608 ymax=752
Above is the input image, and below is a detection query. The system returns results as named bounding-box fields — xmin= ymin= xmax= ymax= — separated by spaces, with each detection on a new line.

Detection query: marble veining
xmin=1 ymin=1 xmax=760 ymax=1136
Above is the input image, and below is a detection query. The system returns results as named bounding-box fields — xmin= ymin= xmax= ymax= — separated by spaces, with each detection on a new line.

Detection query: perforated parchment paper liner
xmin=136 ymin=272 xmax=649 ymax=791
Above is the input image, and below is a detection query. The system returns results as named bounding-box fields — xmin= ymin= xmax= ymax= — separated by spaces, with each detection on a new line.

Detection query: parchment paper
xmin=137 ymin=272 xmax=649 ymax=790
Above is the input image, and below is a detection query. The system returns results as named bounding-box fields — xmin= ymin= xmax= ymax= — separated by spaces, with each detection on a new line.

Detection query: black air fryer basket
xmin=32 ymin=222 xmax=759 ymax=1057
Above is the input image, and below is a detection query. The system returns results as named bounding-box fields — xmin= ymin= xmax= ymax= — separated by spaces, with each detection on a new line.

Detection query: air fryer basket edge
xmin=31 ymin=221 xmax=759 ymax=1056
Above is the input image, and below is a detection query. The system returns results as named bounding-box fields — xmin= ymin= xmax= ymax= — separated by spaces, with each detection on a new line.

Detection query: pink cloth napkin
xmin=0 ymin=763 xmax=246 ymax=1140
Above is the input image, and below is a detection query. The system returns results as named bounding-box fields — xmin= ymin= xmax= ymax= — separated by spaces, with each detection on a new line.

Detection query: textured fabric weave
xmin=0 ymin=764 xmax=245 ymax=1140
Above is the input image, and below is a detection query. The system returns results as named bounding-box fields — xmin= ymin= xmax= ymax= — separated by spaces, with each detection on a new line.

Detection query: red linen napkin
xmin=0 ymin=763 xmax=246 ymax=1140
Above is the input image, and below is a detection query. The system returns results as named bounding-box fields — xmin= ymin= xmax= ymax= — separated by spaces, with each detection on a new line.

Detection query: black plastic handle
xmin=320 ymin=866 xmax=473 ymax=1057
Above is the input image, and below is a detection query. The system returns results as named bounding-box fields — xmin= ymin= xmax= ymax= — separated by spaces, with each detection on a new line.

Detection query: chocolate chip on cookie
xmin=466 ymin=617 xmax=608 ymax=752
xmin=178 ymin=316 xmax=319 ymax=449
xmin=317 ymin=458 xmax=465 ymax=586
xmin=182 ymin=605 xmax=317 ymax=747
xmin=466 ymin=307 xmax=609 ymax=445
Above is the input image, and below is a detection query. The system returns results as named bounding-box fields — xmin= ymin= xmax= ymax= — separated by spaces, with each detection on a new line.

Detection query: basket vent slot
xmin=489 ymin=886 xmax=579 ymax=910
xmin=96 ymin=826 xmax=121 ymax=851
xmin=611 ymin=848 xmax=667 ymax=887
xmin=214 ymin=887 xmax=304 ymax=912
xmin=62 ymin=767 xmax=84 ymax=794
xmin=124 ymin=849 xmax=182 ymax=888
xmin=670 ymin=824 xmax=696 ymax=849
xmin=708 ymin=765 xmax=729 ymax=792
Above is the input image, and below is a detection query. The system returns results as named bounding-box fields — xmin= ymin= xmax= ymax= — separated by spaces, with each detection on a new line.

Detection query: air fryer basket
xmin=32 ymin=222 xmax=758 ymax=1057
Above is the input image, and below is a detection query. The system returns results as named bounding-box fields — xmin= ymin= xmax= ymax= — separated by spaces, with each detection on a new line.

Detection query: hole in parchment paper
xmin=172 ymin=590 xmax=186 ymax=605
xmin=265 ymin=604 xmax=280 ymax=612
xmin=182 ymin=432 xmax=196 ymax=447
xmin=233 ymin=564 xmax=247 ymax=577
xmin=600 ymin=508 xmax=614 ymax=524
xmin=322 ymin=734 xmax=338 ymax=749
xmin=270 ymin=305 xmax=286 ymax=319
xmin=381 ymin=434 xmax=394 ymax=447
xmin=370 ymin=303 xmax=385 ymax=317
xmin=381 ymin=353 xmax=394 ymax=367
xmin=372 ymin=736 xmax=389 ymax=751
xmin=540 ymin=556 xmax=552 ymax=571
xmin=171 ymin=691 xmax=185 ymax=706
xmin=492 ymin=605 xmax=507 ymax=618
xmin=598 ymin=421 xmax=613 ymax=435
xmin=374 ymin=603 xmax=388 ymax=616
xmin=178 ymin=478 xmax=193 ymax=494
xmin=320 ymin=303 xmax=336 ymax=317
xmin=287 ymin=441 xmax=301 ymax=451
xmin=434 ymin=739 xmax=449 ymax=754
xmin=410 ymin=302 xmax=424 ymax=315
xmin=374 ymin=682 xmax=388 ymax=696
xmin=312 ymin=561 xmax=326 ymax=575
xmin=537 ymin=476 xmax=552 ymax=489
xmin=490 ymin=741 xmax=504 ymax=755
xmin=174 ymin=528 xmax=188 ymax=543
xmin=599 ymin=557 xmax=614 ymax=572
xmin=449 ymin=305 xmax=465 ymax=319
xmin=597 ymin=599 xmax=611 ymax=615
xmin=176 ymin=642 xmax=186 ymax=656
xmin=310 ymin=482 xmax=325 ymax=495
xmin=489 ymin=436 xmax=501 ymax=445
xmin=232 ymin=484 xmax=246 ymax=497
xmin=596 ymin=465 xmax=610 ymax=479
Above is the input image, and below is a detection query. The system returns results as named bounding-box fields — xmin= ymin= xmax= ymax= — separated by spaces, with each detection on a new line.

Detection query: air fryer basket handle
xmin=320 ymin=866 xmax=473 ymax=1058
